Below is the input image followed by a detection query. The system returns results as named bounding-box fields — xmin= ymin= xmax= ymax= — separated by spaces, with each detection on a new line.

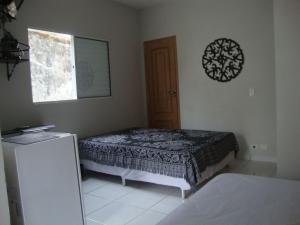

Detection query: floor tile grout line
xmin=112 ymin=184 xmax=168 ymax=203
xmin=148 ymin=195 xmax=169 ymax=211
xmin=84 ymin=192 xmax=113 ymax=199
xmin=87 ymin=183 xmax=137 ymax=201
xmin=86 ymin=217 xmax=105 ymax=225
xmin=86 ymin=190 xmax=133 ymax=205
xmin=150 ymin=196 xmax=184 ymax=214
xmin=87 ymin=201 xmax=148 ymax=225
xmin=102 ymin=186 xmax=137 ymax=202
xmin=85 ymin=199 xmax=113 ymax=217
xmin=148 ymin=207 xmax=169 ymax=216
xmin=125 ymin=208 xmax=168 ymax=225
xmin=86 ymin=191 xmax=150 ymax=218
xmin=111 ymin=192 xmax=168 ymax=211
xmin=83 ymin=183 xmax=111 ymax=194
xmin=124 ymin=209 xmax=148 ymax=225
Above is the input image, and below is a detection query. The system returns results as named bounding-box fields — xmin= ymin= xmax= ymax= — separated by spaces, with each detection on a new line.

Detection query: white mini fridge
xmin=2 ymin=132 xmax=85 ymax=225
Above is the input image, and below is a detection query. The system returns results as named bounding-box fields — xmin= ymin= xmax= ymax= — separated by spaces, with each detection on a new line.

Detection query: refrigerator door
xmin=0 ymin=131 xmax=11 ymax=225
xmin=15 ymin=135 xmax=84 ymax=225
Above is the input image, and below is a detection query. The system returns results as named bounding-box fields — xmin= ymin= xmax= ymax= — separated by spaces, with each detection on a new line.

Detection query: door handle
xmin=168 ymin=90 xmax=177 ymax=96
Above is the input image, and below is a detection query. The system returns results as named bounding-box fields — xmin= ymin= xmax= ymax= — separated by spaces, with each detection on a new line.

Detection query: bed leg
xmin=181 ymin=189 xmax=186 ymax=199
xmin=122 ymin=177 xmax=126 ymax=186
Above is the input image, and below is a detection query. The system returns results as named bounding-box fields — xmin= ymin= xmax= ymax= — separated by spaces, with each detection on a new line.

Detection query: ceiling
xmin=112 ymin=0 xmax=172 ymax=9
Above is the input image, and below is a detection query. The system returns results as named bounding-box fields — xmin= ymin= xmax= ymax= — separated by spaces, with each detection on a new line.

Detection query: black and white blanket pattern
xmin=79 ymin=128 xmax=239 ymax=185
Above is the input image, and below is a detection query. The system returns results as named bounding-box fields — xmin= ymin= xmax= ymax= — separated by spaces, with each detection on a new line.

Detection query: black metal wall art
xmin=202 ymin=38 xmax=244 ymax=82
xmin=0 ymin=0 xmax=28 ymax=80
xmin=0 ymin=30 xmax=29 ymax=80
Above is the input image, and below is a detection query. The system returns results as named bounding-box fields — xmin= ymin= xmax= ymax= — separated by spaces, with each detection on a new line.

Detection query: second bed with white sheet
xmin=157 ymin=174 xmax=300 ymax=225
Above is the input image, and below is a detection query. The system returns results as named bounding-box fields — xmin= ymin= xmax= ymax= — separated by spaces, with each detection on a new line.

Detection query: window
xmin=28 ymin=29 xmax=111 ymax=103
xmin=74 ymin=37 xmax=111 ymax=98
xmin=28 ymin=29 xmax=77 ymax=103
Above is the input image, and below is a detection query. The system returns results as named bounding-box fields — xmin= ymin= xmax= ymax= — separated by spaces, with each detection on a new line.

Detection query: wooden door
xmin=144 ymin=36 xmax=180 ymax=129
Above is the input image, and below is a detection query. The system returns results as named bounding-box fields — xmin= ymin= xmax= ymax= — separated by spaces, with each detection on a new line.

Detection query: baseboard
xmin=249 ymin=155 xmax=277 ymax=163
xmin=237 ymin=151 xmax=277 ymax=163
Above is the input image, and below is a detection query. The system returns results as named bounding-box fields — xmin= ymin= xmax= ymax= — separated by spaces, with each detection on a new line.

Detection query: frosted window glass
xmin=74 ymin=37 xmax=111 ymax=98
xmin=28 ymin=29 xmax=77 ymax=103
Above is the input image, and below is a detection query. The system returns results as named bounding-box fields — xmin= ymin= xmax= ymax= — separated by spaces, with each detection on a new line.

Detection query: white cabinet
xmin=0 ymin=132 xmax=11 ymax=225
xmin=2 ymin=133 xmax=85 ymax=225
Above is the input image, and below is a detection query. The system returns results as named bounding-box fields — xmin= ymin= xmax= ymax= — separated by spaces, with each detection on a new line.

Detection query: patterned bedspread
xmin=78 ymin=128 xmax=239 ymax=186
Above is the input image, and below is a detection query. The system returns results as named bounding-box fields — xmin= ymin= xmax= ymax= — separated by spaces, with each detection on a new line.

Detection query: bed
xmin=78 ymin=128 xmax=238 ymax=198
xmin=157 ymin=173 xmax=300 ymax=225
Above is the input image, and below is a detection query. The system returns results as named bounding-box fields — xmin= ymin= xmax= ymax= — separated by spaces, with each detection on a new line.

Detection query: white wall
xmin=274 ymin=0 xmax=300 ymax=179
xmin=140 ymin=0 xmax=277 ymax=161
xmin=0 ymin=133 xmax=10 ymax=225
xmin=0 ymin=0 xmax=145 ymax=138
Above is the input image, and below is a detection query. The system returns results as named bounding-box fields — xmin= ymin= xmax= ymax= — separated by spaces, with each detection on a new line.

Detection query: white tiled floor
xmin=89 ymin=184 xmax=134 ymax=201
xmin=88 ymin=202 xmax=144 ymax=225
xmin=150 ymin=196 xmax=183 ymax=214
xmin=82 ymin=160 xmax=277 ymax=225
xmin=83 ymin=195 xmax=111 ymax=215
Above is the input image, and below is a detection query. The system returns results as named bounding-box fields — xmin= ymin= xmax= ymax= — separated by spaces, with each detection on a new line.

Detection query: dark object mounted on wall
xmin=202 ymin=38 xmax=244 ymax=82
xmin=0 ymin=0 xmax=24 ymax=24
xmin=0 ymin=29 xmax=29 ymax=80
xmin=0 ymin=0 xmax=28 ymax=80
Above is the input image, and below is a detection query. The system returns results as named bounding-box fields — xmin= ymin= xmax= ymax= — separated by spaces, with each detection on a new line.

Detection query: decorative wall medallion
xmin=202 ymin=38 xmax=244 ymax=82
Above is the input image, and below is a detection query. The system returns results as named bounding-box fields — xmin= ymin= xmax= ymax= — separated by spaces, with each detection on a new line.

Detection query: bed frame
xmin=81 ymin=151 xmax=235 ymax=199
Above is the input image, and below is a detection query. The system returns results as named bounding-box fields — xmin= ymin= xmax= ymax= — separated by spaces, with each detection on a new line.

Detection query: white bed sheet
xmin=157 ymin=174 xmax=300 ymax=225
